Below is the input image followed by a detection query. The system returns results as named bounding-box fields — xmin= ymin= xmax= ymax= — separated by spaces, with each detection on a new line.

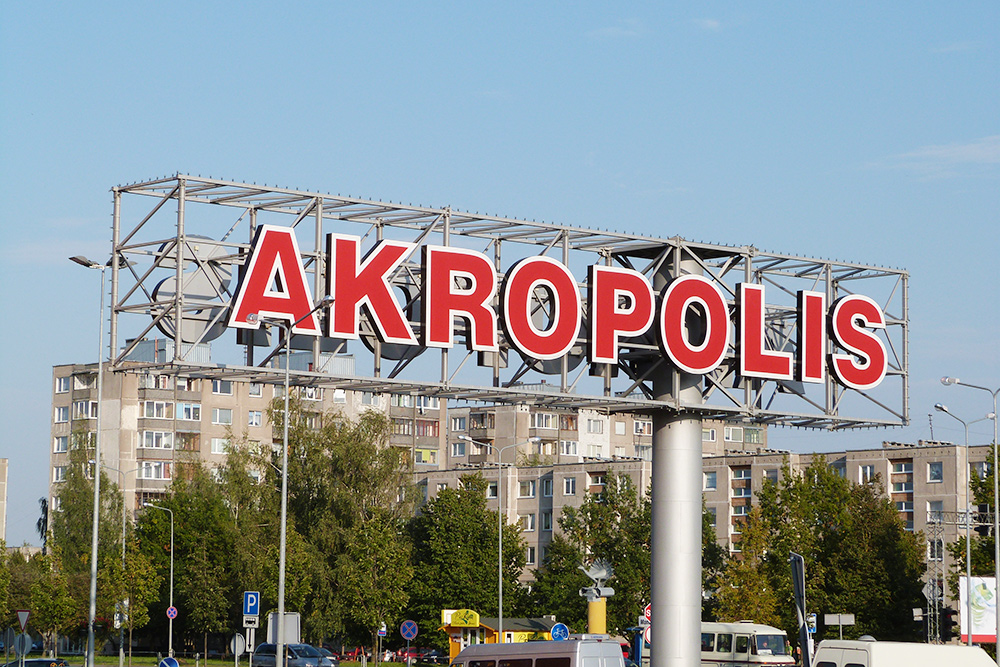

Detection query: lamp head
xmin=458 ymin=435 xmax=472 ymax=442
xmin=941 ymin=377 xmax=960 ymax=386
xmin=527 ymin=437 xmax=541 ymax=443
xmin=934 ymin=403 xmax=949 ymax=414
xmin=69 ymin=255 xmax=102 ymax=269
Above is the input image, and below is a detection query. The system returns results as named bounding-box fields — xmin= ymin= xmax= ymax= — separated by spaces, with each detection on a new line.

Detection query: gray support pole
xmin=649 ymin=255 xmax=702 ymax=667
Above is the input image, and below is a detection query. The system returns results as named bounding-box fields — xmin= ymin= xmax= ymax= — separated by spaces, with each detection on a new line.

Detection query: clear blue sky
xmin=1 ymin=2 xmax=997 ymax=546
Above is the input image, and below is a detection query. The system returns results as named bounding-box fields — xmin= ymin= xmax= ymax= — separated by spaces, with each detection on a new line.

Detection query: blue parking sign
xmin=244 ymin=591 xmax=260 ymax=617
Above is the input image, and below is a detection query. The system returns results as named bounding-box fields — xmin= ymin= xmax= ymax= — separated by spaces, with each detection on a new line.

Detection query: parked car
xmin=318 ymin=647 xmax=340 ymax=667
xmin=342 ymin=647 xmax=371 ymax=660
xmin=2 ymin=660 xmax=72 ymax=667
xmin=417 ymin=649 xmax=446 ymax=664
xmin=253 ymin=643 xmax=335 ymax=667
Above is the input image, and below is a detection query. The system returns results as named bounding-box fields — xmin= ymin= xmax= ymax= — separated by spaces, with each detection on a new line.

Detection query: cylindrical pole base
xmin=588 ymin=598 xmax=608 ymax=635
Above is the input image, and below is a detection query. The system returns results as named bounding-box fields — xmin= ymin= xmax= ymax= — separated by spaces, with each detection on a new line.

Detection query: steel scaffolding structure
xmin=106 ymin=174 xmax=909 ymax=429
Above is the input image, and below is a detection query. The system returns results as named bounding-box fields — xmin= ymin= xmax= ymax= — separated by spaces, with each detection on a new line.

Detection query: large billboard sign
xmin=108 ymin=175 xmax=908 ymax=429
xmin=228 ymin=226 xmax=888 ymax=392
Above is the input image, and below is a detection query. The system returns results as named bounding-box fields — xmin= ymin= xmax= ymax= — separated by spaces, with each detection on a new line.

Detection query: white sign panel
xmin=960 ymin=576 xmax=997 ymax=643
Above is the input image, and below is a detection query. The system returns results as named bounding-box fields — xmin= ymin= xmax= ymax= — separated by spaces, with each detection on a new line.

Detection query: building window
xmin=732 ymin=486 xmax=752 ymax=498
xmin=733 ymin=505 xmax=749 ymax=516
xmin=896 ymin=501 xmax=913 ymax=512
xmin=176 ymin=377 xmax=198 ymax=391
xmin=139 ymin=461 xmax=171 ymax=480
xmin=54 ymin=406 xmax=69 ymax=423
xmin=744 ymin=428 xmax=763 ymax=444
xmin=73 ymin=400 xmax=98 ymax=419
xmin=892 ymin=462 xmax=913 ymax=474
xmin=392 ymin=418 xmax=413 ymax=436
xmin=703 ymin=428 xmax=716 ymax=442
xmin=211 ymin=438 xmax=230 ymax=454
xmin=707 ymin=507 xmax=717 ymax=527
xmin=724 ymin=426 xmax=743 ymax=443
xmin=973 ymin=461 xmax=990 ymax=480
xmin=732 ymin=468 xmax=751 ymax=480
xmin=53 ymin=466 xmax=67 ymax=483
xmin=634 ymin=420 xmax=652 ymax=436
xmin=487 ymin=482 xmax=498 ymax=499
xmin=55 ymin=377 xmax=70 ymax=393
xmin=73 ymin=374 xmax=95 ymax=390
xmin=859 ymin=465 xmax=876 ymax=484
xmin=178 ymin=403 xmax=201 ymax=421
xmin=415 ymin=420 xmax=439 ymax=437
xmin=589 ymin=473 xmax=606 ymax=487
xmin=560 ymin=415 xmax=578 ymax=430
xmin=436 ymin=482 xmax=448 ymax=492
xmin=333 ymin=389 xmax=347 ymax=404
xmin=704 ymin=471 xmax=717 ymax=491
xmin=212 ymin=408 xmax=233 ymax=425
xmin=526 ymin=546 xmax=536 ymax=565
xmin=614 ymin=420 xmax=626 ymax=436
xmin=530 ymin=413 xmax=557 ymax=429
xmin=928 ymin=539 xmax=944 ymax=561
xmin=212 ymin=379 xmax=233 ymax=395
xmin=519 ymin=480 xmax=536 ymax=498
xmin=416 ymin=395 xmax=440 ymax=410
xmin=541 ymin=478 xmax=553 ymax=497
xmin=143 ymin=401 xmax=173 ymax=419
xmin=415 ymin=448 xmax=438 ymax=465
xmin=248 ymin=410 xmax=263 ymax=427
xmin=176 ymin=432 xmax=199 ymax=451
xmin=522 ymin=513 xmax=536 ymax=531
xmin=892 ymin=481 xmax=914 ymax=493
xmin=53 ymin=436 xmax=68 ymax=453
xmin=451 ymin=416 xmax=467 ymax=431
xmin=564 ymin=477 xmax=576 ymax=495
xmin=249 ymin=382 xmax=263 ymax=397
xmin=586 ymin=419 xmax=604 ymax=434
xmin=304 ymin=413 xmax=322 ymax=430
xmin=560 ymin=440 xmax=578 ymax=456
xmin=764 ymin=468 xmax=778 ymax=484
xmin=451 ymin=441 xmax=466 ymax=457
xmin=141 ymin=431 xmax=174 ymax=450
xmin=928 ymin=500 xmax=944 ymax=522
xmin=542 ymin=511 xmax=553 ymax=531
xmin=362 ymin=391 xmax=380 ymax=406
xmin=391 ymin=394 xmax=414 ymax=408
xmin=303 ymin=386 xmax=322 ymax=401
xmin=928 ymin=461 xmax=943 ymax=483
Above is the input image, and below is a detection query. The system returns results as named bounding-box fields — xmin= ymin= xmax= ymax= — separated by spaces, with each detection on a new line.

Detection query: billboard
xmin=960 ymin=576 xmax=998 ymax=643
xmin=108 ymin=174 xmax=908 ymax=429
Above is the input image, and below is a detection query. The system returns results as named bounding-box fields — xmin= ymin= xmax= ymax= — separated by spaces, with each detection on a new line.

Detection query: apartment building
xmin=48 ymin=340 xmax=446 ymax=520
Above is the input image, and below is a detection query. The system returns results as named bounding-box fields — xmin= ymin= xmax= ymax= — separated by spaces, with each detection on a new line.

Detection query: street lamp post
xmin=143 ymin=503 xmax=173 ymax=657
xmin=249 ymin=295 xmax=334 ymax=667
xmin=101 ymin=464 xmax=141 ymax=667
xmin=459 ymin=435 xmax=539 ymax=644
xmin=942 ymin=377 xmax=1000 ymax=646
xmin=70 ymin=255 xmax=108 ymax=667
xmin=935 ymin=403 xmax=995 ymax=646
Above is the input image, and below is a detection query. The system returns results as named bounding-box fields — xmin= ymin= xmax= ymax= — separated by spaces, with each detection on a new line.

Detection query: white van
xmin=813 ymin=639 xmax=997 ymax=667
xmin=451 ymin=635 xmax=625 ymax=667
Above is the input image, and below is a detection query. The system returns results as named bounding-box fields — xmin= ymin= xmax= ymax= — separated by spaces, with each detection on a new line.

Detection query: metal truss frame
xmin=107 ymin=174 xmax=909 ymax=429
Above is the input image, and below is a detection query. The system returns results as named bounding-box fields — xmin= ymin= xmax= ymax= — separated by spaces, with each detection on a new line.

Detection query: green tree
xmin=756 ymin=458 xmax=925 ymax=644
xmin=178 ymin=542 xmax=229 ymax=659
xmin=121 ymin=543 xmax=161 ymax=667
xmin=337 ymin=511 xmax=414 ymax=651
xmin=29 ymin=550 xmax=77 ymax=657
xmin=702 ymin=502 xmax=728 ymax=621
xmin=0 ymin=540 xmax=10 ymax=629
xmin=526 ymin=534 xmax=590 ymax=632
xmin=559 ymin=474 xmax=650 ymax=635
xmin=409 ymin=474 xmax=524 ymax=650
xmin=714 ymin=507 xmax=780 ymax=626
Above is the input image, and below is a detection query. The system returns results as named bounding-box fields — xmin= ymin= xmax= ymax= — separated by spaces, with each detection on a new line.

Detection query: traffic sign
xmin=16 ymin=611 xmax=29 ymax=631
xmin=13 ymin=633 xmax=32 ymax=657
xmin=378 ymin=622 xmax=387 ymax=637
xmin=243 ymin=591 xmax=260 ymax=617
xmin=159 ymin=658 xmax=180 ymax=667
xmin=166 ymin=606 xmax=178 ymax=620
xmin=550 ymin=623 xmax=569 ymax=641
xmin=243 ymin=615 xmax=259 ymax=629
xmin=230 ymin=633 xmax=247 ymax=656
xmin=400 ymin=620 xmax=418 ymax=641
xmin=643 ymin=603 xmax=651 ymax=622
